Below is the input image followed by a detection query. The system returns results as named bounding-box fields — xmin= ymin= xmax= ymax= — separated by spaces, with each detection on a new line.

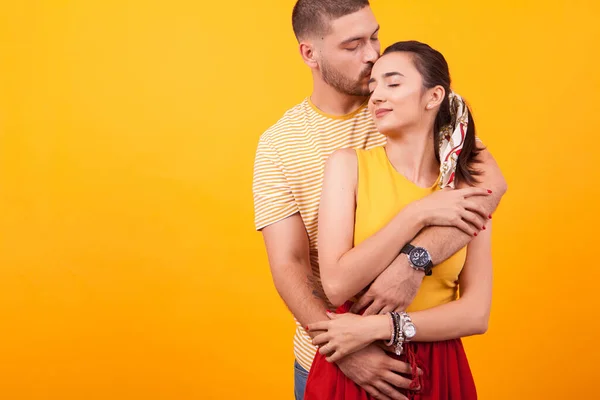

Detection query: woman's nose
xmin=370 ymin=92 xmax=383 ymax=104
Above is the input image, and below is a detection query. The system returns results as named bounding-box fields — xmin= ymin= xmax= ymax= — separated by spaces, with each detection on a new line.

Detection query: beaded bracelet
xmin=391 ymin=311 xmax=404 ymax=356
xmin=385 ymin=312 xmax=396 ymax=347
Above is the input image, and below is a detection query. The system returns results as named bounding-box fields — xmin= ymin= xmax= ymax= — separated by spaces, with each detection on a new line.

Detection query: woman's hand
xmin=410 ymin=187 xmax=492 ymax=236
xmin=307 ymin=312 xmax=390 ymax=363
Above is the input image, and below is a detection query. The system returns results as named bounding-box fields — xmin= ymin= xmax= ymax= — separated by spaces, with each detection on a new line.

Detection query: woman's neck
xmin=385 ymin=127 xmax=439 ymax=188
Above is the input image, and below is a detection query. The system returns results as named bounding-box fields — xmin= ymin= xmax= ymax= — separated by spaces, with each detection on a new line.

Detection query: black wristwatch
xmin=400 ymin=244 xmax=433 ymax=276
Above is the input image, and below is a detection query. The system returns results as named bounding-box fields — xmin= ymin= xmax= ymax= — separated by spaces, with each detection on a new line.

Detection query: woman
xmin=304 ymin=41 xmax=494 ymax=400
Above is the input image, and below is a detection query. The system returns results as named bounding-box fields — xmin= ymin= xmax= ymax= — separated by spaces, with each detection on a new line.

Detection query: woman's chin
xmin=375 ymin=124 xmax=399 ymax=137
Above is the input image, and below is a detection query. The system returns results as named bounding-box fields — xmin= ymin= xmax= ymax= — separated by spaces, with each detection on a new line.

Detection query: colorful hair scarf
xmin=438 ymin=92 xmax=469 ymax=189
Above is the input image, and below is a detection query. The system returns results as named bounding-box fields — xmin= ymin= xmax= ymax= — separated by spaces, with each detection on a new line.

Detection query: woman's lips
xmin=375 ymin=108 xmax=392 ymax=118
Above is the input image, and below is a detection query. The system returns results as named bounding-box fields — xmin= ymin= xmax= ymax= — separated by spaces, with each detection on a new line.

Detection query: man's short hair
xmin=292 ymin=0 xmax=370 ymax=41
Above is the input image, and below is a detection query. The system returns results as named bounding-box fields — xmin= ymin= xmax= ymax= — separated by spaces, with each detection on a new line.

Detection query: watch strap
xmin=400 ymin=243 xmax=414 ymax=255
xmin=423 ymin=260 xmax=433 ymax=276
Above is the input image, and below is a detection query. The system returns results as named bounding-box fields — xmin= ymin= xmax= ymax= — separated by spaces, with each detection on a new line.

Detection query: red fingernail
xmin=306 ymin=326 xmax=309 ymax=330
xmin=489 ymin=214 xmax=492 ymax=219
xmin=482 ymin=226 xmax=486 ymax=230
xmin=474 ymin=232 xmax=478 ymax=236
xmin=487 ymin=189 xmax=492 ymax=194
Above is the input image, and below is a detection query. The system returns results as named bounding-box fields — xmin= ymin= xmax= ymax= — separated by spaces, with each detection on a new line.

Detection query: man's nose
xmin=364 ymin=43 xmax=379 ymax=64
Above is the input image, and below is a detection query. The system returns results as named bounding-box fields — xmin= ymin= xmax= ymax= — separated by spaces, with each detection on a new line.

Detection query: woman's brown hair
xmin=383 ymin=41 xmax=482 ymax=185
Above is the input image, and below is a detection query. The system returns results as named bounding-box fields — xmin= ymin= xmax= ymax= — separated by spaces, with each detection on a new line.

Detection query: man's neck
xmin=310 ymin=79 xmax=368 ymax=117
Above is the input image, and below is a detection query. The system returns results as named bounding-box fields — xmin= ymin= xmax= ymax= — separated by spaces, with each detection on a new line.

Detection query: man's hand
xmin=336 ymin=343 xmax=421 ymax=400
xmin=351 ymin=259 xmax=423 ymax=316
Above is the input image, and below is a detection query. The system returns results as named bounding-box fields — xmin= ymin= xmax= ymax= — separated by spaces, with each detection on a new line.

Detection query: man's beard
xmin=321 ymin=59 xmax=373 ymax=97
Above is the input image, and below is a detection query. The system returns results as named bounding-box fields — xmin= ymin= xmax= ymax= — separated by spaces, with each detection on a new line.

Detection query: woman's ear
xmin=426 ymin=85 xmax=446 ymax=110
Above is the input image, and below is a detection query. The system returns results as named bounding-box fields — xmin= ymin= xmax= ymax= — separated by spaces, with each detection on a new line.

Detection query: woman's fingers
xmin=312 ymin=332 xmax=331 ymax=346
xmin=318 ymin=341 xmax=336 ymax=356
xmin=458 ymin=187 xmax=492 ymax=198
xmin=326 ymin=310 xmax=341 ymax=319
xmin=463 ymin=200 xmax=489 ymax=221
xmin=326 ymin=348 xmax=345 ymax=363
xmin=460 ymin=209 xmax=484 ymax=232
xmin=307 ymin=321 xmax=329 ymax=332
xmin=452 ymin=216 xmax=476 ymax=236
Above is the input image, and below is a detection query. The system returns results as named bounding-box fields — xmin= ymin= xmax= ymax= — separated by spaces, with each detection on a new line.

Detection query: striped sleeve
xmin=253 ymin=137 xmax=299 ymax=231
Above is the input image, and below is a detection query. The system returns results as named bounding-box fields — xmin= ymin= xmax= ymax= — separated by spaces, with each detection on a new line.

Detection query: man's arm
xmin=318 ymin=149 xmax=491 ymax=307
xmin=308 ymin=223 xmax=493 ymax=361
xmin=262 ymin=214 xmax=419 ymax=400
xmin=412 ymin=148 xmax=507 ymax=264
xmin=255 ymin=137 xmax=418 ymax=399
xmin=261 ymin=213 xmax=327 ymax=330
xmin=353 ymin=148 xmax=507 ymax=315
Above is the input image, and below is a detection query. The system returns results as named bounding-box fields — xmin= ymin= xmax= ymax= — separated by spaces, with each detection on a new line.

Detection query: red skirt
xmin=304 ymin=302 xmax=477 ymax=400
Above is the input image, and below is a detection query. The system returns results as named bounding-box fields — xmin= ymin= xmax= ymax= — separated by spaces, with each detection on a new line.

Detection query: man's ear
xmin=299 ymin=41 xmax=318 ymax=68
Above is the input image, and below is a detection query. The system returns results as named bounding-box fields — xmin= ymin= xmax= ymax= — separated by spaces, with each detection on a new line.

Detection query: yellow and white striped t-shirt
xmin=253 ymin=97 xmax=386 ymax=371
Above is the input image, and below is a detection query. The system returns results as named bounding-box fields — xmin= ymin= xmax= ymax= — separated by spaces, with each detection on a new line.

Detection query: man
xmin=252 ymin=1 xmax=507 ymax=399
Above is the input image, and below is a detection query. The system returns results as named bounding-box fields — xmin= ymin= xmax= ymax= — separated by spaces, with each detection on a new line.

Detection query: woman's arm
xmin=319 ymin=149 xmax=491 ymax=307
xmin=318 ymin=149 xmax=424 ymax=307
xmin=309 ymin=224 xmax=493 ymax=361
xmin=405 ymin=222 xmax=493 ymax=340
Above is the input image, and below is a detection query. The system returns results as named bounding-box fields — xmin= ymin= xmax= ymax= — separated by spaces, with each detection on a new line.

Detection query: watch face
xmin=409 ymin=247 xmax=430 ymax=268
xmin=404 ymin=324 xmax=416 ymax=338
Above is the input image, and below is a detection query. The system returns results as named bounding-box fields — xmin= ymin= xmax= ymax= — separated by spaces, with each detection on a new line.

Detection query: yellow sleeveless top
xmin=354 ymin=147 xmax=467 ymax=311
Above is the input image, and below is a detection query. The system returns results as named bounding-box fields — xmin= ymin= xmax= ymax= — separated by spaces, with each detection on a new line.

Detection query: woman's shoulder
xmin=326 ymin=146 xmax=386 ymax=171
xmin=324 ymin=149 xmax=359 ymax=185
xmin=326 ymin=148 xmax=358 ymax=168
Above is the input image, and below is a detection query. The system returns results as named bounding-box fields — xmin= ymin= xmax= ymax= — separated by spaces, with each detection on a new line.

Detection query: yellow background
xmin=1 ymin=0 xmax=598 ymax=399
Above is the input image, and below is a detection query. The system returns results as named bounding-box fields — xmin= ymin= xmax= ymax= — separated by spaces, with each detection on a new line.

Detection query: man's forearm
xmin=412 ymin=189 xmax=503 ymax=264
xmin=409 ymin=146 xmax=507 ymax=263
xmin=262 ymin=214 xmax=330 ymax=338
xmin=271 ymin=261 xmax=328 ymax=337
xmin=351 ymin=150 xmax=507 ymax=316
